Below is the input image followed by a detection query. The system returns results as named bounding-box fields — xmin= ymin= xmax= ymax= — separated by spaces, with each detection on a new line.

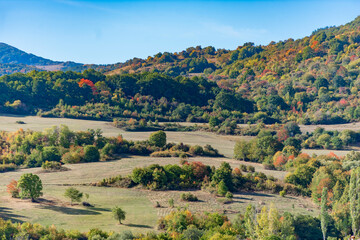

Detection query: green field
xmin=0 ymin=115 xmax=252 ymax=158
xmin=0 ymin=115 xmax=325 ymax=233
xmin=0 ymin=155 xmax=316 ymax=233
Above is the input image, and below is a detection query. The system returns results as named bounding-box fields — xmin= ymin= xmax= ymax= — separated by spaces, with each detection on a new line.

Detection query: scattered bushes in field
xmin=0 ymin=127 xmax=221 ymax=172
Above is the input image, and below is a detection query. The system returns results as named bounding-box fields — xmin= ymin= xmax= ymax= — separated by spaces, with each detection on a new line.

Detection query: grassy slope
xmin=0 ymin=115 xmax=252 ymax=158
xmin=0 ymin=156 xmax=316 ymax=233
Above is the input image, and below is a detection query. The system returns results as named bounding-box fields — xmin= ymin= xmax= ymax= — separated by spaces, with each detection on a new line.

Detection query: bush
xmin=181 ymin=193 xmax=198 ymax=202
xmin=150 ymin=150 xmax=183 ymax=157
xmin=149 ymin=130 xmax=167 ymax=147
xmin=101 ymin=143 xmax=116 ymax=156
xmin=225 ymin=191 xmax=233 ymax=199
xmin=189 ymin=145 xmax=204 ymax=156
xmin=7 ymin=180 xmax=19 ymax=198
xmin=279 ymin=190 xmax=286 ymax=197
xmin=168 ymin=198 xmax=174 ymax=208
xmin=240 ymin=164 xmax=247 ymax=172
xmin=263 ymin=163 xmax=276 ymax=170
xmin=61 ymin=148 xmax=83 ymax=164
xmin=41 ymin=161 xmax=62 ymax=171
xmin=83 ymin=145 xmax=100 ymax=162
xmin=247 ymin=165 xmax=255 ymax=172
xmin=217 ymin=180 xmax=229 ymax=197
xmin=0 ymin=163 xmax=17 ymax=172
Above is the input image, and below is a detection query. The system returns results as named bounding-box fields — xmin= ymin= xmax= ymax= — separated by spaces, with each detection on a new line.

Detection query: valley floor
xmin=0 ymin=156 xmax=317 ymax=233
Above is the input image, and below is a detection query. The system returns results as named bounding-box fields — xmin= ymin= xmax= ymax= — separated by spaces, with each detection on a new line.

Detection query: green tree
xmin=17 ymin=173 xmax=43 ymax=202
xmin=64 ymin=187 xmax=83 ymax=205
xmin=212 ymin=162 xmax=233 ymax=190
xmin=83 ymin=145 xmax=100 ymax=162
xmin=349 ymin=167 xmax=360 ymax=236
xmin=234 ymin=140 xmax=250 ymax=161
xmin=112 ymin=206 xmax=126 ymax=224
xmin=149 ymin=130 xmax=167 ymax=147
xmin=320 ymin=187 xmax=329 ymax=240
xmin=209 ymin=116 xmax=220 ymax=128
xmin=244 ymin=204 xmax=257 ymax=239
xmin=316 ymin=134 xmax=331 ymax=149
xmin=217 ymin=180 xmax=228 ymax=197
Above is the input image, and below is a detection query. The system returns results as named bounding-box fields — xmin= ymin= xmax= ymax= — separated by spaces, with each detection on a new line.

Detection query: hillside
xmin=0 ymin=42 xmax=59 ymax=65
xmin=1 ymin=17 xmax=360 ymax=126
xmin=0 ymin=43 xmax=90 ymax=75
xmin=107 ymin=16 xmax=360 ymax=80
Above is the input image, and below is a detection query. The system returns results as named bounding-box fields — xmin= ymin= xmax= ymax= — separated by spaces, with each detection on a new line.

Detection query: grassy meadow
xmin=0 ymin=154 xmax=315 ymax=233
xmin=2 ymin=115 xmax=354 ymax=233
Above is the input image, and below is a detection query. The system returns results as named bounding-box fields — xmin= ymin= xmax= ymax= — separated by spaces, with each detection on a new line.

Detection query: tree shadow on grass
xmin=237 ymin=192 xmax=275 ymax=198
xmin=123 ymin=223 xmax=153 ymax=229
xmin=88 ymin=207 xmax=111 ymax=212
xmin=38 ymin=205 xmax=101 ymax=215
xmin=0 ymin=207 xmax=27 ymax=223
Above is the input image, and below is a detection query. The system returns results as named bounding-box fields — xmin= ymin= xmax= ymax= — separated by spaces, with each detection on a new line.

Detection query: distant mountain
xmin=0 ymin=42 xmax=60 ymax=66
xmin=0 ymin=43 xmax=91 ymax=75
xmin=2 ymin=15 xmax=360 ymax=80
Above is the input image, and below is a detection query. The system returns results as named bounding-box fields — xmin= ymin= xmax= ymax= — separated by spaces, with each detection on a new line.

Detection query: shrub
xmin=247 ymin=165 xmax=255 ymax=172
xmin=225 ymin=191 xmax=233 ymax=199
xmin=217 ymin=180 xmax=229 ymax=197
xmin=168 ymin=198 xmax=174 ymax=208
xmin=0 ymin=163 xmax=17 ymax=172
xmin=83 ymin=145 xmax=100 ymax=162
xmin=101 ymin=143 xmax=116 ymax=156
xmin=240 ymin=164 xmax=247 ymax=172
xmin=280 ymin=190 xmax=286 ymax=197
xmin=61 ymin=147 xmax=83 ymax=164
xmin=263 ymin=163 xmax=276 ymax=170
xmin=149 ymin=130 xmax=167 ymax=147
xmin=189 ymin=145 xmax=204 ymax=156
xmin=7 ymin=180 xmax=19 ymax=198
xmin=41 ymin=161 xmax=62 ymax=171
xmin=181 ymin=193 xmax=198 ymax=202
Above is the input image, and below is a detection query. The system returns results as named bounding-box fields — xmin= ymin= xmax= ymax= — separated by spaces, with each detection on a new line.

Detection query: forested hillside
xmin=2 ymin=17 xmax=360 ymax=125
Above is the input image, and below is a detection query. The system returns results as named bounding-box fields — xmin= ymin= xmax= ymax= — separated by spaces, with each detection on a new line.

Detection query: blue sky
xmin=0 ymin=0 xmax=360 ymax=64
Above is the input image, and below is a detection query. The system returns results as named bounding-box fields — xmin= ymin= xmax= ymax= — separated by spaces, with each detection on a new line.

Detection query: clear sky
xmin=1 ymin=0 xmax=360 ymax=64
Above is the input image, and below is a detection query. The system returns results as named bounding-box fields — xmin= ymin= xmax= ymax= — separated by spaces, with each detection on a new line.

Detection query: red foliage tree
xmin=7 ymin=180 xmax=19 ymax=198
xmin=78 ymin=78 xmax=98 ymax=95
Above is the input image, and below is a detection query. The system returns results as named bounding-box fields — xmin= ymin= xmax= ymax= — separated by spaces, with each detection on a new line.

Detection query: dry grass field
xmin=0 ymin=115 xmax=327 ymax=233
xmin=0 ymin=115 xmax=252 ymax=158
xmin=0 ymin=155 xmax=313 ymax=233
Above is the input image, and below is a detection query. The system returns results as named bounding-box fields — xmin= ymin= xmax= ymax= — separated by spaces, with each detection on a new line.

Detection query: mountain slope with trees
xmin=2 ymin=17 xmax=360 ymax=125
